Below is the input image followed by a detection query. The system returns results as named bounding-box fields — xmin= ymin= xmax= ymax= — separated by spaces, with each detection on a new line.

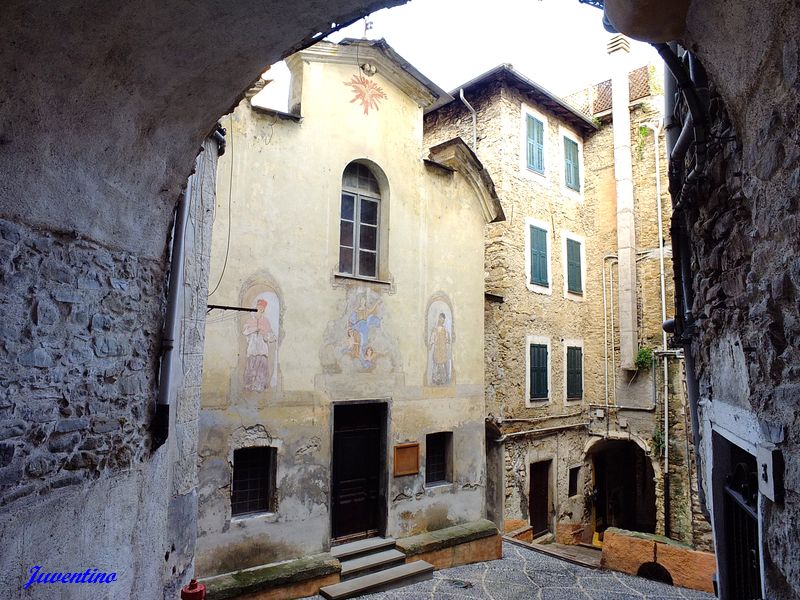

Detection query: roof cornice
xmin=427 ymin=138 xmax=505 ymax=224
xmin=292 ymin=40 xmax=449 ymax=110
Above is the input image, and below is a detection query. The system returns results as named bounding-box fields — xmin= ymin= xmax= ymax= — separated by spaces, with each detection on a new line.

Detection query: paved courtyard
xmin=303 ymin=541 xmax=716 ymax=600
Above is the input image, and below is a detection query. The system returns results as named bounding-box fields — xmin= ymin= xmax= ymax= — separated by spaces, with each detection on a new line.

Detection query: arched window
xmin=339 ymin=162 xmax=381 ymax=278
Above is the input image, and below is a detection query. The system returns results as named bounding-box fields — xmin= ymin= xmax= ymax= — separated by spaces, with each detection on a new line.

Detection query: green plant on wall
xmin=635 ymin=346 xmax=653 ymax=370
xmin=652 ymin=427 xmax=665 ymax=457
xmin=635 ymin=125 xmax=649 ymax=161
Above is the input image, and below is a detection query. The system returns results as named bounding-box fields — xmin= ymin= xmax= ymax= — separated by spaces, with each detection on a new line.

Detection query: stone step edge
xmin=319 ymin=560 xmax=434 ymax=600
xmin=340 ymin=548 xmax=406 ymax=577
xmin=330 ymin=537 xmax=396 ymax=560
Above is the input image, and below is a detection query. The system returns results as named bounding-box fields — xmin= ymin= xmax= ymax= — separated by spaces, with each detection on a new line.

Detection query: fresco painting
xmin=426 ymin=297 xmax=453 ymax=386
xmin=242 ymin=291 xmax=280 ymax=391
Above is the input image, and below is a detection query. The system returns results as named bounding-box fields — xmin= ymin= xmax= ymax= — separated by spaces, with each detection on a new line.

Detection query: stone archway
xmin=2 ymin=1 xmax=799 ymax=598
xmin=587 ymin=438 xmax=657 ymax=535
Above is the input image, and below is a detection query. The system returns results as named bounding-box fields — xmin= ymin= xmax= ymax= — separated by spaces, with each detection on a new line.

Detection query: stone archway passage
xmin=589 ymin=439 xmax=657 ymax=536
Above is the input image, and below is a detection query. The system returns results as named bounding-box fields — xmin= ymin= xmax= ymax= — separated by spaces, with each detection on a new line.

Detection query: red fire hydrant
xmin=181 ymin=579 xmax=206 ymax=600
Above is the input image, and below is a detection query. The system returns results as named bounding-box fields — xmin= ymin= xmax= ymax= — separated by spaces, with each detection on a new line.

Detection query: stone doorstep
xmin=394 ymin=518 xmax=499 ymax=557
xmin=201 ymin=520 xmax=501 ymax=600
xmin=201 ymin=553 xmax=340 ymax=600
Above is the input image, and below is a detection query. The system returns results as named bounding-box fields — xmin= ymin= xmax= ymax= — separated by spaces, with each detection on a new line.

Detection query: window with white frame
xmin=526 ymin=336 xmax=551 ymax=404
xmin=521 ymin=105 xmax=548 ymax=179
xmin=339 ymin=162 xmax=380 ymax=278
xmin=524 ymin=218 xmax=551 ymax=294
xmin=526 ymin=114 xmax=545 ymax=174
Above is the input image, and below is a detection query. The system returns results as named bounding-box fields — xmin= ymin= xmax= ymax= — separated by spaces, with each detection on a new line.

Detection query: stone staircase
xmin=320 ymin=537 xmax=433 ymax=599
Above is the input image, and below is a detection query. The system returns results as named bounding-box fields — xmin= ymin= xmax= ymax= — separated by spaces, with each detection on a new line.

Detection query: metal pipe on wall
xmin=459 ymin=88 xmax=477 ymax=151
xmin=657 ymin=41 xmax=709 ymax=518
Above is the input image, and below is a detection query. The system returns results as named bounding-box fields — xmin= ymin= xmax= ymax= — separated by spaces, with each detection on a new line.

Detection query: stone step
xmin=330 ymin=537 xmax=396 ymax=561
xmin=340 ymin=548 xmax=407 ymax=580
xmin=320 ymin=560 xmax=433 ymax=600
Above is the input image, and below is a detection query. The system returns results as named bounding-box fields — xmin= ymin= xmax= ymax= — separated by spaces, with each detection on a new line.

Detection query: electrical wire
xmin=208 ymin=116 xmax=233 ymax=297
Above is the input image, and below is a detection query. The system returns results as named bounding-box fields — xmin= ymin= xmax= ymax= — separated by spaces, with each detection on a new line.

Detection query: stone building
xmin=2 ymin=1 xmax=799 ymax=598
xmin=423 ymin=41 xmax=710 ymax=553
xmin=194 ymin=39 xmax=503 ymax=595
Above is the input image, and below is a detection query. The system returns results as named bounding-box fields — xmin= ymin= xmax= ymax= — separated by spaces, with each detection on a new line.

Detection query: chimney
xmin=608 ymin=34 xmax=638 ymax=371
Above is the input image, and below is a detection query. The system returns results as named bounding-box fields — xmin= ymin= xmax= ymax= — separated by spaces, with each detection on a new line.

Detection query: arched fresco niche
xmin=425 ymin=293 xmax=454 ymax=387
xmin=239 ymin=280 xmax=283 ymax=394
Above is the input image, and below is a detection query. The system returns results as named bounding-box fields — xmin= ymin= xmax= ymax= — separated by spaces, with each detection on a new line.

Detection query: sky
xmin=256 ymin=0 xmax=662 ymax=111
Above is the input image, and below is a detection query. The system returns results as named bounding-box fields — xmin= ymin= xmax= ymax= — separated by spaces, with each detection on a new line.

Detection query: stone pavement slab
xmin=300 ymin=541 xmax=716 ymax=600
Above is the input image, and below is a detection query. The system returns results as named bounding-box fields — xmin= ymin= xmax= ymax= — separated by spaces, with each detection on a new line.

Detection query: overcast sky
xmin=256 ymin=0 xmax=662 ymax=111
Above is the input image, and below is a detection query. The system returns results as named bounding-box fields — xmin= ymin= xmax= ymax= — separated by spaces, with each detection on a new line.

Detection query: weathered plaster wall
xmin=196 ymin=49 xmax=489 ymax=577
xmin=0 ymin=140 xmax=218 ymax=597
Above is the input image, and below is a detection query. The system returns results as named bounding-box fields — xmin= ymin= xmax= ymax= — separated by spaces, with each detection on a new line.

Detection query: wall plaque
xmin=393 ymin=443 xmax=419 ymax=477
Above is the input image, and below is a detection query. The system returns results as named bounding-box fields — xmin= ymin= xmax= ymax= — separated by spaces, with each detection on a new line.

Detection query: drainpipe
xmin=459 ymin=88 xmax=477 ymax=151
xmin=152 ymin=167 xmax=193 ymax=449
xmin=645 ymin=118 xmax=671 ymax=537
xmin=496 ymin=422 xmax=590 ymax=443
xmin=602 ymin=254 xmax=618 ymax=421
xmin=656 ymin=41 xmax=709 ymax=518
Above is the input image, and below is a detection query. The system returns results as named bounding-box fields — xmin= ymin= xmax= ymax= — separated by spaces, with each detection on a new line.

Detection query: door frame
xmin=329 ymin=399 xmax=390 ymax=545
xmin=529 ymin=459 xmax=553 ymax=538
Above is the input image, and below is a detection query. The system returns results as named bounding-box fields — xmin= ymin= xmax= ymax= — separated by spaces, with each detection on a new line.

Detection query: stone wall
xmin=0 ymin=139 xmax=217 ymax=598
xmin=0 ymin=221 xmax=163 ymax=501
xmin=425 ymin=73 xmax=709 ymax=548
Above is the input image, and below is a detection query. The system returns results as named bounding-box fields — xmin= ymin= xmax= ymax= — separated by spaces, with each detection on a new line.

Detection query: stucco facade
xmin=195 ymin=40 xmax=502 ymax=578
xmin=424 ymin=59 xmax=709 ymax=551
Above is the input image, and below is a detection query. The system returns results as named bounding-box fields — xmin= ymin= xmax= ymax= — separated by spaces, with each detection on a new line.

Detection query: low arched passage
xmin=587 ymin=438 xmax=657 ymax=535
xmin=637 ymin=561 xmax=674 ymax=585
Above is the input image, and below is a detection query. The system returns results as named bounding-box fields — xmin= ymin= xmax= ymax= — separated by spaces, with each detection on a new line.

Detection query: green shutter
xmin=567 ymin=238 xmax=582 ymax=294
xmin=529 ymin=344 xmax=548 ymax=399
xmin=526 ymin=115 xmax=544 ymax=174
xmin=567 ymin=346 xmax=583 ymax=399
xmin=564 ymin=137 xmax=580 ymax=191
xmin=529 ymin=226 xmax=548 ymax=286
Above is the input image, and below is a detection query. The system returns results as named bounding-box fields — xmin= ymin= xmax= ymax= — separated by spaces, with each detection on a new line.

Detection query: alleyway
xmin=303 ymin=541 xmax=715 ymax=600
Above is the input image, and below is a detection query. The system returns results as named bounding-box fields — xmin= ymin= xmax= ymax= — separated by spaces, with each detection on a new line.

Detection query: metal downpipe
xmin=658 ymin=41 xmax=709 ymax=518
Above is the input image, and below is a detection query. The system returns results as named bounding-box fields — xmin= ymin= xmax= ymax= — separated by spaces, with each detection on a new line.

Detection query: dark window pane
xmin=358 ymin=250 xmax=376 ymax=277
xmin=342 ymin=166 xmax=359 ymax=189
xmin=339 ymin=246 xmax=354 ymax=274
xmin=568 ymin=466 xmax=580 ymax=497
xmin=231 ymin=447 xmax=275 ymax=516
xmin=426 ymin=432 xmax=451 ymax=485
xmin=341 ymin=194 xmax=355 ymax=220
xmin=360 ymin=199 xmax=378 ymax=225
xmin=359 ymin=224 xmax=377 ymax=251
xmin=340 ymin=220 xmax=354 ymax=246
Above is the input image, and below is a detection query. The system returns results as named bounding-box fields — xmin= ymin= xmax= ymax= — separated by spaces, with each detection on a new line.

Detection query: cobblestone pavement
xmin=302 ymin=541 xmax=716 ymax=600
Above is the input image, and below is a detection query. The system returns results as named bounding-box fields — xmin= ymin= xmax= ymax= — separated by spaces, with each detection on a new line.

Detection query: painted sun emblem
xmin=344 ymin=74 xmax=387 ymax=115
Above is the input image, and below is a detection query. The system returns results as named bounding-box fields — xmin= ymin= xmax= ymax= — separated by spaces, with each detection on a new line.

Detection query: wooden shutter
xmin=527 ymin=115 xmax=544 ymax=173
xmin=529 ymin=344 xmax=548 ymax=399
xmin=564 ymin=137 xmax=580 ymax=191
xmin=566 ymin=238 xmax=582 ymax=294
xmin=530 ymin=226 xmax=548 ymax=286
xmin=567 ymin=347 xmax=583 ymax=399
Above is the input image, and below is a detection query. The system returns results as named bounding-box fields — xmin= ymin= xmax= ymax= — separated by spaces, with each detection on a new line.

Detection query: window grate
xmin=426 ymin=432 xmax=452 ymax=485
xmin=231 ymin=447 xmax=276 ymax=516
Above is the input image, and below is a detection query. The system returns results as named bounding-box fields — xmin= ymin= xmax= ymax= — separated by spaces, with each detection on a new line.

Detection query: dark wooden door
xmin=529 ymin=460 xmax=551 ymax=537
xmin=332 ymin=403 xmax=385 ymax=541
